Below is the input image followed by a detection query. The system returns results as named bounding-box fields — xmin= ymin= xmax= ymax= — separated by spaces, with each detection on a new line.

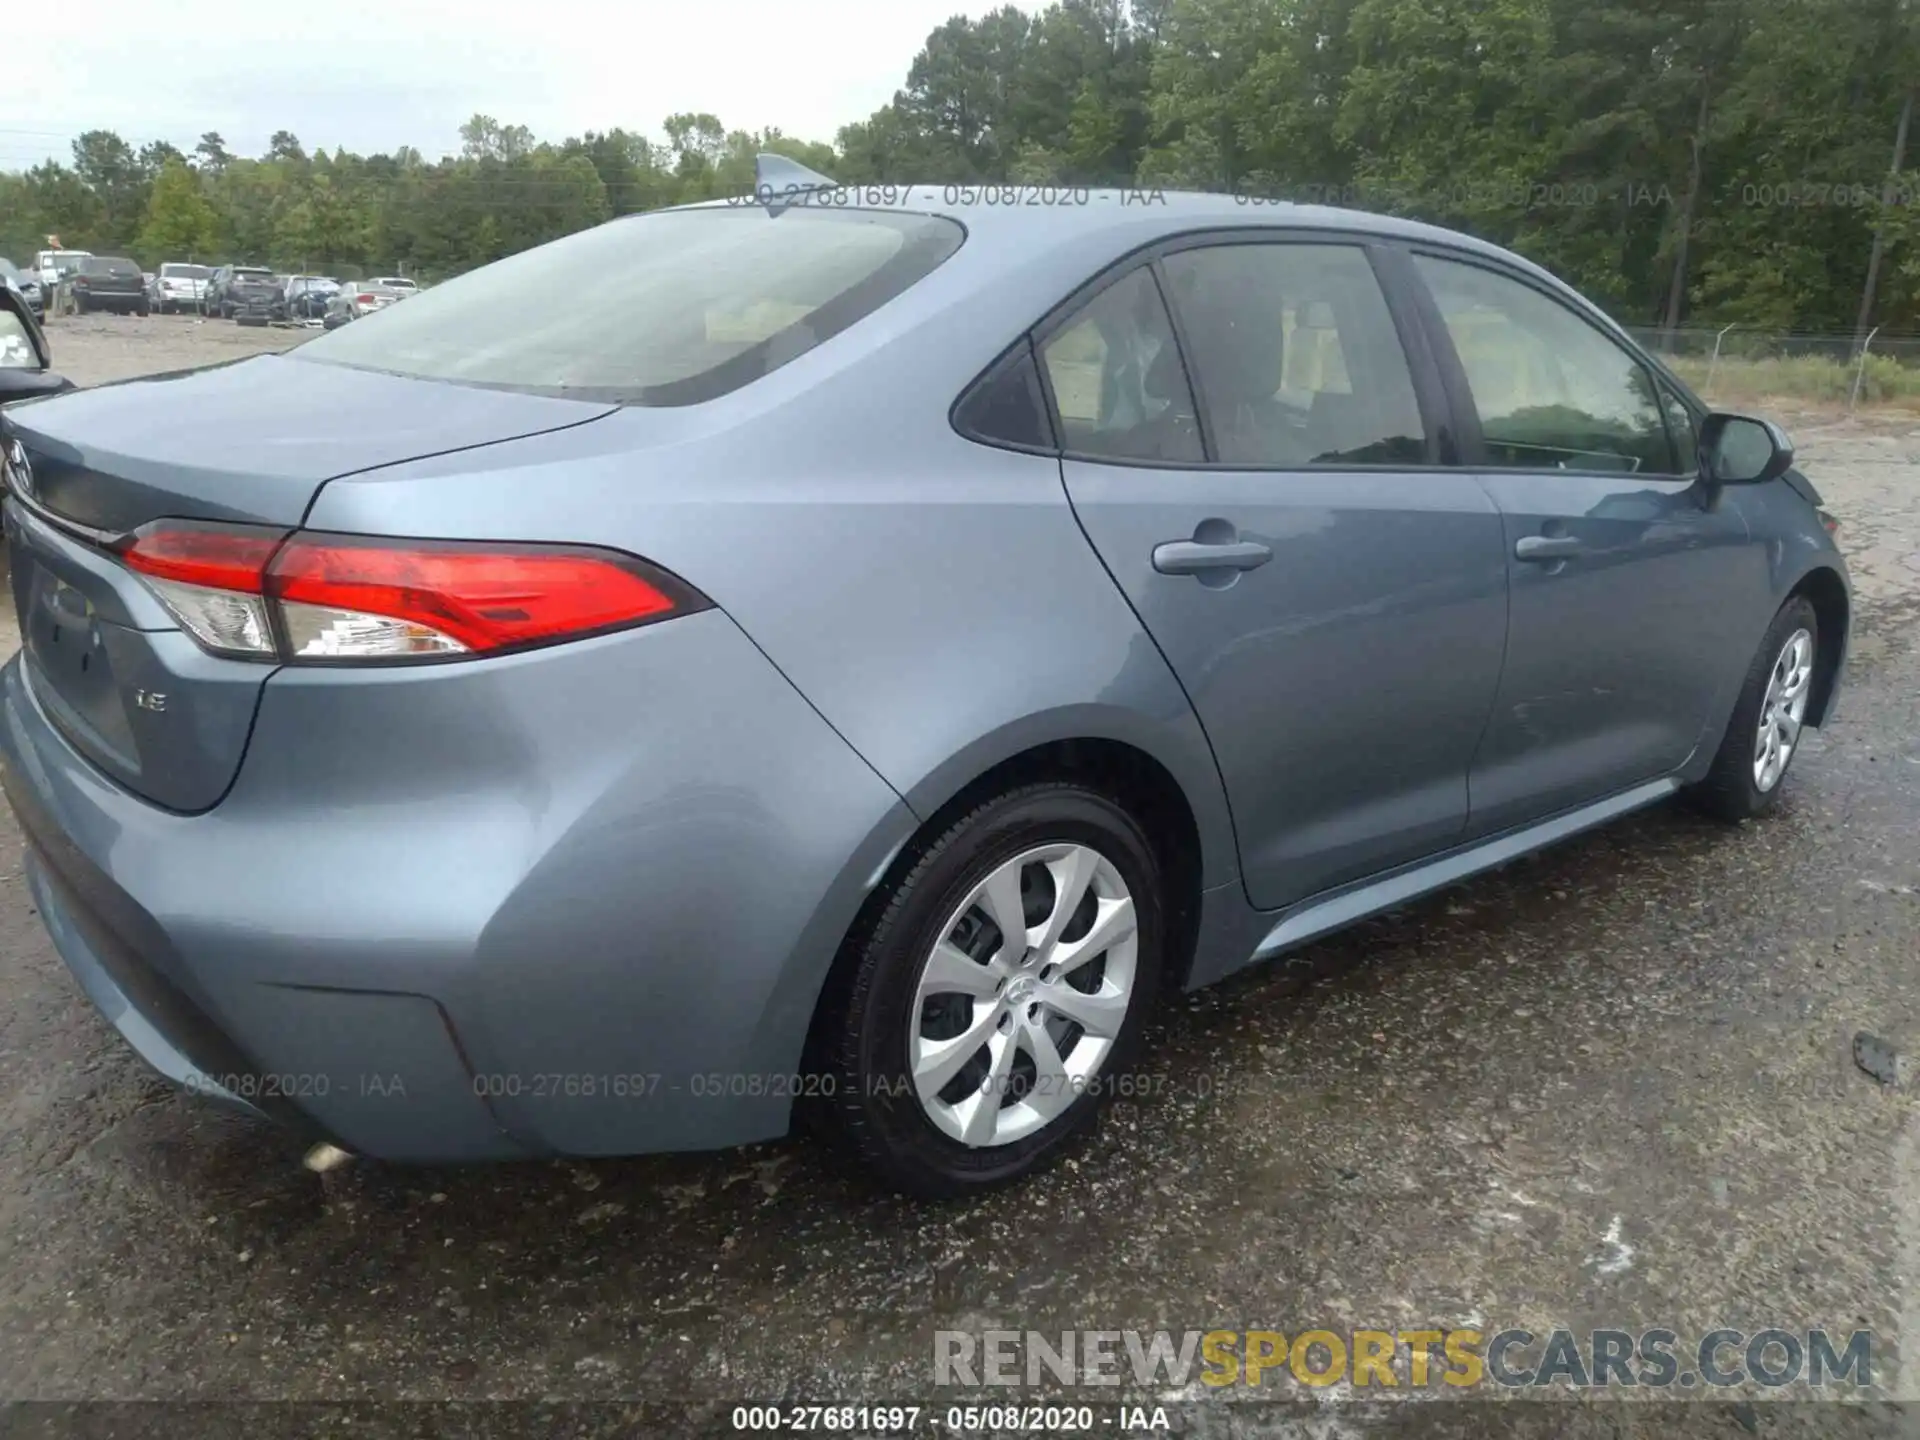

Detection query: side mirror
xmin=1698 ymin=411 xmax=1794 ymax=486
xmin=0 ymin=286 xmax=73 ymax=403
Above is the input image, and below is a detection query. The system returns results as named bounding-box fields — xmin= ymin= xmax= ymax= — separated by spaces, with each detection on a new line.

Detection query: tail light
xmin=357 ymin=293 xmax=375 ymax=305
xmin=1818 ymin=507 xmax=1840 ymax=535
xmin=117 ymin=520 xmax=709 ymax=663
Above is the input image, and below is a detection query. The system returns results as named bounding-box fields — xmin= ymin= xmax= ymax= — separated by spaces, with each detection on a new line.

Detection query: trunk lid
xmin=4 ymin=355 xmax=618 ymax=810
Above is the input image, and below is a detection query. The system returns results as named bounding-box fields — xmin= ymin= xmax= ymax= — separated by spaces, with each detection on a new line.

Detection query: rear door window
xmin=297 ymin=207 xmax=965 ymax=405
xmin=1038 ymin=267 xmax=1202 ymax=464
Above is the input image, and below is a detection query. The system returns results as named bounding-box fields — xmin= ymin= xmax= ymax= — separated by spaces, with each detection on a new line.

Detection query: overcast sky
xmin=0 ymin=0 xmax=1007 ymax=171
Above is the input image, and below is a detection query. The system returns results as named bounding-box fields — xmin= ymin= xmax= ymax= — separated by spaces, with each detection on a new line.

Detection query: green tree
xmin=5 ymin=3 xmax=1916 ymax=332
xmin=137 ymin=158 xmax=219 ymax=259
xmin=194 ymin=131 xmax=232 ymax=171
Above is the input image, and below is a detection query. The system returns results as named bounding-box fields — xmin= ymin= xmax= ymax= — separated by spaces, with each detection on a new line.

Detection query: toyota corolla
xmin=0 ymin=167 xmax=1848 ymax=1196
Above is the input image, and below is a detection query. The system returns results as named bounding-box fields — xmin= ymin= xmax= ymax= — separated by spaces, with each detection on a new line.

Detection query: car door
xmin=1046 ymin=237 xmax=1510 ymax=912
xmin=1405 ymin=250 xmax=1764 ymax=834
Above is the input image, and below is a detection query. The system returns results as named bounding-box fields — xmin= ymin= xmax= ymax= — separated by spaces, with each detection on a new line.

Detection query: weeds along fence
xmin=1625 ymin=325 xmax=1920 ymax=408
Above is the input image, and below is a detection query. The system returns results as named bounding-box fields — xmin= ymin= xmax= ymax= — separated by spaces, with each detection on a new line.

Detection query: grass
xmin=1668 ymin=352 xmax=1920 ymax=408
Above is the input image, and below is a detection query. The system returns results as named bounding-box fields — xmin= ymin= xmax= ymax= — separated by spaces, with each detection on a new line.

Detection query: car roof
xmin=683 ymin=186 xmax=1509 ymax=247
xmin=672 ymin=186 xmax=1569 ymax=297
xmin=628 ymin=184 xmax=1645 ymax=404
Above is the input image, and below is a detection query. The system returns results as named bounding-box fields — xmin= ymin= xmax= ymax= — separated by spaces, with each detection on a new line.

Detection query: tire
xmin=220 ymin=302 xmax=233 ymax=321
xmin=72 ymin=295 xmax=87 ymax=315
xmin=1686 ymin=595 xmax=1819 ymax=822
xmin=809 ymin=781 xmax=1166 ymax=1198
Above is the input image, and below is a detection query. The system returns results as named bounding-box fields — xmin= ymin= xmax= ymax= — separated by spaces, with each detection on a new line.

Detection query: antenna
xmin=754 ymin=153 xmax=838 ymax=213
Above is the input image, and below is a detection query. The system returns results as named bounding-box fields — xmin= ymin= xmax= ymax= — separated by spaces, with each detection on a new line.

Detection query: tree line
xmin=2 ymin=0 xmax=1915 ymax=333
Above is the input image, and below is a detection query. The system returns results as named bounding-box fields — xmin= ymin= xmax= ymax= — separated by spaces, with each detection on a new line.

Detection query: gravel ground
xmin=35 ymin=311 xmax=310 ymax=383
xmin=3 ymin=323 xmax=1919 ymax=1435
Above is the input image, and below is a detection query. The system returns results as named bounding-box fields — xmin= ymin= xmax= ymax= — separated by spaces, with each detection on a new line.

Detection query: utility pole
xmin=1856 ymin=86 xmax=1914 ymax=343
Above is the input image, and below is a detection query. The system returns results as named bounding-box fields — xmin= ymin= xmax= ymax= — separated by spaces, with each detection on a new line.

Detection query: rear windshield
xmin=234 ymin=268 xmax=274 ymax=279
xmin=296 ymin=206 xmax=966 ymax=405
xmin=161 ymin=264 xmax=211 ymax=279
xmin=83 ymin=257 xmax=139 ymax=276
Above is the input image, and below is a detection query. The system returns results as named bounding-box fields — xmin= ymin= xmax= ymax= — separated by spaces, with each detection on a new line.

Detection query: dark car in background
xmin=284 ymin=276 xmax=339 ymax=322
xmin=70 ymin=256 xmax=149 ymax=316
xmin=206 ymin=265 xmax=284 ymax=323
xmin=0 ymin=258 xmax=45 ymax=321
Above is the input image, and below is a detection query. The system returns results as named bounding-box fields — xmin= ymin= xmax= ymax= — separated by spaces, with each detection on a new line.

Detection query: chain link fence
xmin=1625 ymin=325 xmax=1920 ymax=408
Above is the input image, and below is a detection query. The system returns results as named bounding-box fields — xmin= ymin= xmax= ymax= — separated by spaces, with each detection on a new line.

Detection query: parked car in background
xmin=0 ymin=182 xmax=1851 ymax=1196
xmin=323 ymin=280 xmax=407 ymax=327
xmin=150 ymin=263 xmax=212 ymax=314
xmin=283 ymin=276 xmax=339 ymax=321
xmin=0 ymin=257 xmax=45 ymax=321
xmin=205 ymin=265 xmax=285 ymax=322
xmin=33 ymin=248 xmax=90 ymax=291
xmin=368 ymin=276 xmax=419 ymax=297
xmin=69 ymin=256 xmax=149 ymax=315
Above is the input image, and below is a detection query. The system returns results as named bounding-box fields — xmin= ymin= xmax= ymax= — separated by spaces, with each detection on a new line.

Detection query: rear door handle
xmin=1151 ymin=539 xmax=1274 ymax=576
xmin=1514 ymin=534 xmax=1583 ymax=562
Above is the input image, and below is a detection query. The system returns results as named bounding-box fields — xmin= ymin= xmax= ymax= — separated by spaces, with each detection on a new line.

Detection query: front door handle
xmin=1514 ymin=534 xmax=1583 ymax=562
xmin=1152 ymin=539 xmax=1274 ymax=576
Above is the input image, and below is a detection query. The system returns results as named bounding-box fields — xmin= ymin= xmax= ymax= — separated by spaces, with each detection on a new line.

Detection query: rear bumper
xmin=0 ymin=608 xmax=916 ymax=1162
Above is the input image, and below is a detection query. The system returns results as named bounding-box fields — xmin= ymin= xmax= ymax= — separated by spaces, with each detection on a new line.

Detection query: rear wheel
xmin=810 ymin=782 xmax=1165 ymax=1197
xmin=1686 ymin=595 xmax=1819 ymax=821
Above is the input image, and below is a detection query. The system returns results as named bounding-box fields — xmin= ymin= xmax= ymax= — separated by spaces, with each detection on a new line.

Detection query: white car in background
xmin=150 ymin=262 xmax=212 ymax=313
xmin=369 ymin=276 xmax=419 ymax=297
xmin=34 ymin=248 xmax=91 ymax=291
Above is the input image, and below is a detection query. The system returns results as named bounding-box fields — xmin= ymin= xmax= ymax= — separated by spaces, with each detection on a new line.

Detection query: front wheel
xmin=810 ymin=782 xmax=1165 ymax=1197
xmin=1686 ymin=595 xmax=1819 ymax=821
